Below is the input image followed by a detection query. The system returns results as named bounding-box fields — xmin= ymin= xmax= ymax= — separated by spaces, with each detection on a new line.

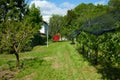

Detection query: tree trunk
xmin=87 ymin=46 xmax=91 ymax=58
xmin=71 ymin=38 xmax=75 ymax=44
xmin=82 ymin=44 xmax=85 ymax=54
xmin=14 ymin=52 xmax=20 ymax=67
xmin=94 ymin=44 xmax=98 ymax=65
xmin=13 ymin=45 xmax=20 ymax=67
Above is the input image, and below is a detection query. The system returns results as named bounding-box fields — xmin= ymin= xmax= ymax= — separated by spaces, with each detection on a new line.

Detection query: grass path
xmin=0 ymin=42 xmax=102 ymax=80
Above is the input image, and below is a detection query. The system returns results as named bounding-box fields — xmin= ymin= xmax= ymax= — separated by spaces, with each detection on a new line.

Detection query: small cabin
xmin=53 ymin=34 xmax=60 ymax=41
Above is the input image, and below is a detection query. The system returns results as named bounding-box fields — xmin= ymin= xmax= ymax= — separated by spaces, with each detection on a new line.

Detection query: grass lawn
xmin=0 ymin=41 xmax=102 ymax=80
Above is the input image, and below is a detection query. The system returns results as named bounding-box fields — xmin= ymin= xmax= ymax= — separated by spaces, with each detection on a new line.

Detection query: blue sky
xmin=28 ymin=0 xmax=109 ymax=22
xmin=28 ymin=0 xmax=109 ymax=5
xmin=47 ymin=0 xmax=109 ymax=5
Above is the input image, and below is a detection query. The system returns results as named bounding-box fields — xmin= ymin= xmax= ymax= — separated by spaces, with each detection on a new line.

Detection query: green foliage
xmin=0 ymin=2 xmax=43 ymax=54
xmin=108 ymin=0 xmax=120 ymax=21
xmin=99 ymin=32 xmax=120 ymax=66
xmin=31 ymin=33 xmax=47 ymax=47
xmin=64 ymin=10 xmax=77 ymax=37
xmin=0 ymin=0 xmax=27 ymax=21
xmin=0 ymin=0 xmax=43 ymax=67
xmin=69 ymin=1 xmax=120 ymax=67
xmin=49 ymin=15 xmax=64 ymax=37
xmin=108 ymin=0 xmax=120 ymax=12
xmin=0 ymin=21 xmax=33 ymax=53
xmin=25 ymin=4 xmax=42 ymax=30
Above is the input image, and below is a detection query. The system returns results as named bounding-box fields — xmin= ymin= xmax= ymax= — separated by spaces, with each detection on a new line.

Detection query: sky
xmin=27 ymin=0 xmax=109 ymax=22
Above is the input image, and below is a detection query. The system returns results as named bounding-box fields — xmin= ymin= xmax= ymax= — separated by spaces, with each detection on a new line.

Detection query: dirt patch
xmin=43 ymin=56 xmax=53 ymax=61
xmin=52 ymin=61 xmax=60 ymax=69
xmin=0 ymin=70 xmax=18 ymax=80
xmin=20 ymin=57 xmax=37 ymax=60
xmin=43 ymin=56 xmax=61 ymax=69
xmin=52 ymin=59 xmax=62 ymax=69
xmin=82 ymin=66 xmax=96 ymax=74
xmin=21 ymin=72 xmax=36 ymax=80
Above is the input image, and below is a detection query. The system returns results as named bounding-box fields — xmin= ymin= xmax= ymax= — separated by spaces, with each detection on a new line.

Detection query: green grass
xmin=0 ymin=41 xmax=102 ymax=80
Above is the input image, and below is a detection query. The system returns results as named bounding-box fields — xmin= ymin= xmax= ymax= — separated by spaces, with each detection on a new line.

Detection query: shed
xmin=53 ymin=34 xmax=60 ymax=41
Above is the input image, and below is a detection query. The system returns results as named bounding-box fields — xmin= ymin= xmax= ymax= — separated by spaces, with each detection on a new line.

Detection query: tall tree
xmin=0 ymin=0 xmax=27 ymax=22
xmin=108 ymin=0 xmax=120 ymax=12
xmin=49 ymin=15 xmax=64 ymax=37
xmin=65 ymin=10 xmax=77 ymax=37
xmin=0 ymin=2 xmax=43 ymax=67
xmin=108 ymin=0 xmax=120 ymax=20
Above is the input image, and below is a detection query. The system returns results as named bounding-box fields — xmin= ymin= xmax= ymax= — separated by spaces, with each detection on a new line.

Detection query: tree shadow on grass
xmin=75 ymin=46 xmax=120 ymax=80
xmin=20 ymin=57 xmax=45 ymax=69
xmin=7 ymin=57 xmax=45 ymax=70
xmin=82 ymin=55 xmax=120 ymax=80
xmin=97 ymin=66 xmax=120 ymax=80
xmin=1 ymin=57 xmax=45 ymax=80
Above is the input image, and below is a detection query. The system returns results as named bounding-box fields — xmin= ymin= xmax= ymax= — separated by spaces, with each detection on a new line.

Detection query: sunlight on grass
xmin=0 ymin=42 xmax=102 ymax=80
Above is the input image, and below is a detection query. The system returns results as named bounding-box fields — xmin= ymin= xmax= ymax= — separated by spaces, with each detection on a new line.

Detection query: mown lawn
xmin=0 ymin=41 xmax=102 ymax=80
